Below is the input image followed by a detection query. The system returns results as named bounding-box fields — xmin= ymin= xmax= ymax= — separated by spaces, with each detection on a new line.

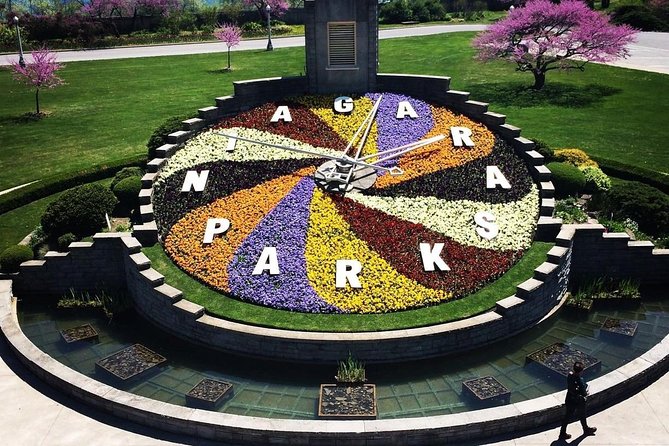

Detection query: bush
xmin=592 ymin=156 xmax=669 ymax=194
xmin=0 ymin=245 xmax=33 ymax=272
xmin=113 ymin=176 xmax=142 ymax=210
xmin=57 ymin=233 xmax=78 ymax=251
xmin=41 ymin=184 xmax=118 ymax=237
xmin=611 ymin=5 xmax=669 ymax=32
xmin=555 ymin=198 xmax=588 ymax=223
xmin=111 ymin=166 xmax=144 ymax=190
xmin=241 ymin=21 xmax=264 ymax=36
xmin=547 ymin=162 xmax=586 ymax=198
xmin=581 ymin=166 xmax=611 ymax=193
xmin=147 ymin=114 xmax=193 ymax=160
xmin=554 ymin=148 xmax=597 ymax=168
xmin=602 ymin=181 xmax=669 ymax=237
xmin=28 ymin=225 xmax=48 ymax=253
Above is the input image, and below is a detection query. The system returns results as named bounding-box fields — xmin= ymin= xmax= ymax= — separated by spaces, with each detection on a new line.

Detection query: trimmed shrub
xmin=581 ymin=166 xmax=611 ymax=193
xmin=57 ymin=233 xmax=78 ymax=251
xmin=147 ymin=114 xmax=193 ymax=160
xmin=113 ymin=176 xmax=142 ymax=210
xmin=41 ymin=184 xmax=118 ymax=237
xmin=602 ymin=181 xmax=669 ymax=237
xmin=111 ymin=166 xmax=144 ymax=190
xmin=0 ymin=245 xmax=33 ymax=272
xmin=592 ymin=157 xmax=669 ymax=194
xmin=547 ymin=162 xmax=586 ymax=198
xmin=611 ymin=5 xmax=669 ymax=32
xmin=554 ymin=148 xmax=598 ymax=168
xmin=532 ymin=139 xmax=554 ymax=163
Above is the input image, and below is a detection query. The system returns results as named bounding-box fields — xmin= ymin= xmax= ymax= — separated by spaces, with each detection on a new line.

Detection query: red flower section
xmin=212 ymin=102 xmax=347 ymax=150
xmin=331 ymin=195 xmax=521 ymax=296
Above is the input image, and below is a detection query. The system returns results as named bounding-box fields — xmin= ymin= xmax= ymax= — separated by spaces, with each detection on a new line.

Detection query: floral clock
xmin=152 ymin=93 xmax=539 ymax=314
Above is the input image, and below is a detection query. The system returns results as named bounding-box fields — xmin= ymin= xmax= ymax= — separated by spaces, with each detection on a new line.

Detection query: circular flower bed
xmin=153 ymin=93 xmax=539 ymax=314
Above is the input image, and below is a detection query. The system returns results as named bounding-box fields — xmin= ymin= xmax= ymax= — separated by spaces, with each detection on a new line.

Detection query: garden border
xmin=1 ymin=278 xmax=668 ymax=445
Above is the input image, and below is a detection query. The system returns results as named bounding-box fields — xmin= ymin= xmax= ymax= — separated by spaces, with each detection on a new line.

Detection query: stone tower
xmin=304 ymin=0 xmax=378 ymax=94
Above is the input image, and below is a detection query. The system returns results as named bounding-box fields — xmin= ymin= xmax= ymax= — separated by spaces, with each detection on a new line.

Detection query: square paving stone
xmin=526 ymin=343 xmax=601 ymax=378
xmin=95 ymin=344 xmax=166 ymax=381
xmin=185 ymin=378 xmax=233 ymax=409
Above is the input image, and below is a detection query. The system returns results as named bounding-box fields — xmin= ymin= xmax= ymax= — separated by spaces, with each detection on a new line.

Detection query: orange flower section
xmin=164 ymin=168 xmax=314 ymax=291
xmin=375 ymin=106 xmax=495 ymax=188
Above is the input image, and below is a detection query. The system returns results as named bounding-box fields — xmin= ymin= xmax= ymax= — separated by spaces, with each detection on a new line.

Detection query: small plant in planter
xmin=335 ymin=353 xmax=366 ymax=384
xmin=565 ymin=291 xmax=594 ymax=314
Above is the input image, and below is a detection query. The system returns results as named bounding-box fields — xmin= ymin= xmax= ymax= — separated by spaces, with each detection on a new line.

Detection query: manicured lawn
xmin=143 ymin=242 xmax=552 ymax=332
xmin=0 ymin=32 xmax=667 ymax=195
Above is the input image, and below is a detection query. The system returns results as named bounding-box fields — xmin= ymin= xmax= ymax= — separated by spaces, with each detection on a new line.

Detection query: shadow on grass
xmin=0 ymin=112 xmax=47 ymax=125
xmin=465 ymin=82 xmax=621 ymax=108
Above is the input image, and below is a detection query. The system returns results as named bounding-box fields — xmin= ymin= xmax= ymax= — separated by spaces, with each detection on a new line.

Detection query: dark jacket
xmin=566 ymin=371 xmax=588 ymax=403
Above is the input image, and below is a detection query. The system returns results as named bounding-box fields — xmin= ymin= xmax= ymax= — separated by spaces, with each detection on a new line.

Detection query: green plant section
xmin=142 ymin=241 xmax=553 ymax=332
xmin=336 ymin=353 xmax=366 ymax=383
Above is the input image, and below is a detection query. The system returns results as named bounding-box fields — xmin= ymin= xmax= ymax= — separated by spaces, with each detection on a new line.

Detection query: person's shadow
xmin=551 ymin=432 xmax=594 ymax=445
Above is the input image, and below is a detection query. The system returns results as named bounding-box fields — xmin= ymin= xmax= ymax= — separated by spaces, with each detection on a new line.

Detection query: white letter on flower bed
xmin=202 ymin=218 xmax=230 ymax=244
xmin=335 ymin=260 xmax=362 ymax=288
xmin=270 ymin=106 xmax=292 ymax=123
xmin=396 ymin=101 xmax=418 ymax=119
xmin=252 ymin=247 xmax=280 ymax=275
xmin=419 ymin=243 xmax=450 ymax=272
xmin=475 ymin=211 xmax=499 ymax=240
xmin=181 ymin=170 xmax=209 ymax=192
xmin=334 ymin=96 xmax=354 ymax=114
xmin=225 ymin=130 xmax=238 ymax=152
xmin=451 ymin=127 xmax=475 ymax=147
xmin=486 ymin=166 xmax=511 ymax=189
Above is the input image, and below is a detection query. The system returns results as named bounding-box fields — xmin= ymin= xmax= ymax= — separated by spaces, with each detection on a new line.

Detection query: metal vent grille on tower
xmin=328 ymin=22 xmax=356 ymax=67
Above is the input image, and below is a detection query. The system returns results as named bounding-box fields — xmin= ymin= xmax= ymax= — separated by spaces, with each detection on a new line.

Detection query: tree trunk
xmin=602 ymin=0 xmax=610 ymax=8
xmin=35 ymin=88 xmax=40 ymax=115
xmin=532 ymin=71 xmax=546 ymax=90
xmin=227 ymin=48 xmax=231 ymax=70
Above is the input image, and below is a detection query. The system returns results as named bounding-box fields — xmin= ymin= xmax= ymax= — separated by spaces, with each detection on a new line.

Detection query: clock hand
xmin=340 ymin=94 xmax=383 ymax=189
xmin=357 ymin=134 xmax=446 ymax=166
xmin=214 ymin=131 xmax=399 ymax=174
xmin=343 ymin=94 xmax=383 ymax=157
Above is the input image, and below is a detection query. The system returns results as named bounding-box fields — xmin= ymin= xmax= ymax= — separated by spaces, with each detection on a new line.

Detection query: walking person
xmin=559 ymin=361 xmax=597 ymax=440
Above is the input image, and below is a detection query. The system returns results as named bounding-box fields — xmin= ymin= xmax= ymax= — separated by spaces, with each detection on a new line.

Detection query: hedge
xmin=592 ymin=157 xmax=669 ymax=195
xmin=0 ymin=154 xmax=145 ymax=216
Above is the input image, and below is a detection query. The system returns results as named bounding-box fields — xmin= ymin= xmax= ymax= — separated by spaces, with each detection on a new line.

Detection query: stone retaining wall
xmin=2 ymin=280 xmax=667 ymax=445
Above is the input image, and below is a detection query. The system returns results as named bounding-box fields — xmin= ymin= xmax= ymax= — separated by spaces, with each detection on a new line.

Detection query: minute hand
xmin=214 ymin=132 xmax=400 ymax=174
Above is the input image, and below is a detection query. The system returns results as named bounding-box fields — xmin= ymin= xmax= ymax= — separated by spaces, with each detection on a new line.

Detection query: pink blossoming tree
xmin=214 ymin=23 xmax=243 ymax=71
xmin=10 ymin=48 xmax=64 ymax=116
xmin=472 ymin=0 xmax=637 ymax=90
xmin=243 ymin=0 xmax=288 ymax=21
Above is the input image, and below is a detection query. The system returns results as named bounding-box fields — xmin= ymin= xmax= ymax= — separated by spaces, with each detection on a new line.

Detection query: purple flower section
xmin=366 ymin=92 xmax=434 ymax=168
xmin=227 ymin=178 xmax=341 ymax=313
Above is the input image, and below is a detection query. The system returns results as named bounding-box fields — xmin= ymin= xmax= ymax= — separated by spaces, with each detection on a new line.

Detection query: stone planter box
xmin=95 ymin=344 xmax=166 ymax=381
xmin=462 ymin=376 xmax=511 ymax=405
xmin=185 ymin=378 xmax=233 ymax=409
xmin=526 ymin=343 xmax=601 ymax=378
xmin=60 ymin=323 xmax=98 ymax=344
xmin=318 ymin=384 xmax=377 ymax=420
xmin=600 ymin=318 xmax=638 ymax=340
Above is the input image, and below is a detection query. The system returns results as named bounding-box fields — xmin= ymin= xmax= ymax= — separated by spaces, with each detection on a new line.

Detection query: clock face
xmin=152 ymin=93 xmax=539 ymax=314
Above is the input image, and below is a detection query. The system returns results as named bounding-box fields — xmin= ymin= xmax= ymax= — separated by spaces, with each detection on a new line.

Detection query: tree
xmin=472 ymin=0 xmax=636 ymax=90
xmin=243 ymin=0 xmax=288 ymax=21
xmin=10 ymin=47 xmax=64 ymax=115
xmin=214 ymin=22 xmax=242 ymax=70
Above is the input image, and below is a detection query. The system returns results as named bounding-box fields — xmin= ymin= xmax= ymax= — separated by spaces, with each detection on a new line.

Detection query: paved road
xmin=1 ymin=26 xmax=667 ymax=75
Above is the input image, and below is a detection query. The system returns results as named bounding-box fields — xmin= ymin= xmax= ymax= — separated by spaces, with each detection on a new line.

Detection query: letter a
xmin=486 ymin=166 xmax=511 ymax=189
xmin=419 ymin=243 xmax=450 ymax=272
xmin=202 ymin=218 xmax=230 ymax=244
xmin=396 ymin=101 xmax=418 ymax=119
xmin=451 ymin=127 xmax=475 ymax=147
xmin=252 ymin=247 xmax=280 ymax=275
xmin=335 ymin=260 xmax=362 ymax=288
xmin=181 ymin=170 xmax=209 ymax=192
xmin=270 ymin=106 xmax=292 ymax=123
xmin=475 ymin=211 xmax=499 ymax=240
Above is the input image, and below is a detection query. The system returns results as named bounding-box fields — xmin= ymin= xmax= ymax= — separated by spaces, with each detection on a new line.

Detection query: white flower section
xmin=347 ymin=185 xmax=540 ymax=251
xmin=157 ymin=127 xmax=339 ymax=183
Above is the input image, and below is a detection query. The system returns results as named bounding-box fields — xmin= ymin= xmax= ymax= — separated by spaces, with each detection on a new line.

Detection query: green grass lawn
xmin=143 ymin=241 xmax=552 ymax=332
xmin=0 ymin=32 xmax=667 ymax=195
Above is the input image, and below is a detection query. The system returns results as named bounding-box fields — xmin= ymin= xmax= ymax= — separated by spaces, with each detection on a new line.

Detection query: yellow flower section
xmin=293 ymin=95 xmax=378 ymax=157
xmin=375 ymin=106 xmax=495 ymax=188
xmin=164 ymin=168 xmax=312 ymax=290
xmin=305 ymin=187 xmax=452 ymax=313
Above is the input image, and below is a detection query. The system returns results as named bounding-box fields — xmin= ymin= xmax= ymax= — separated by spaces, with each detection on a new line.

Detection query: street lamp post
xmin=266 ymin=4 xmax=273 ymax=51
xmin=13 ymin=16 xmax=26 ymax=68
